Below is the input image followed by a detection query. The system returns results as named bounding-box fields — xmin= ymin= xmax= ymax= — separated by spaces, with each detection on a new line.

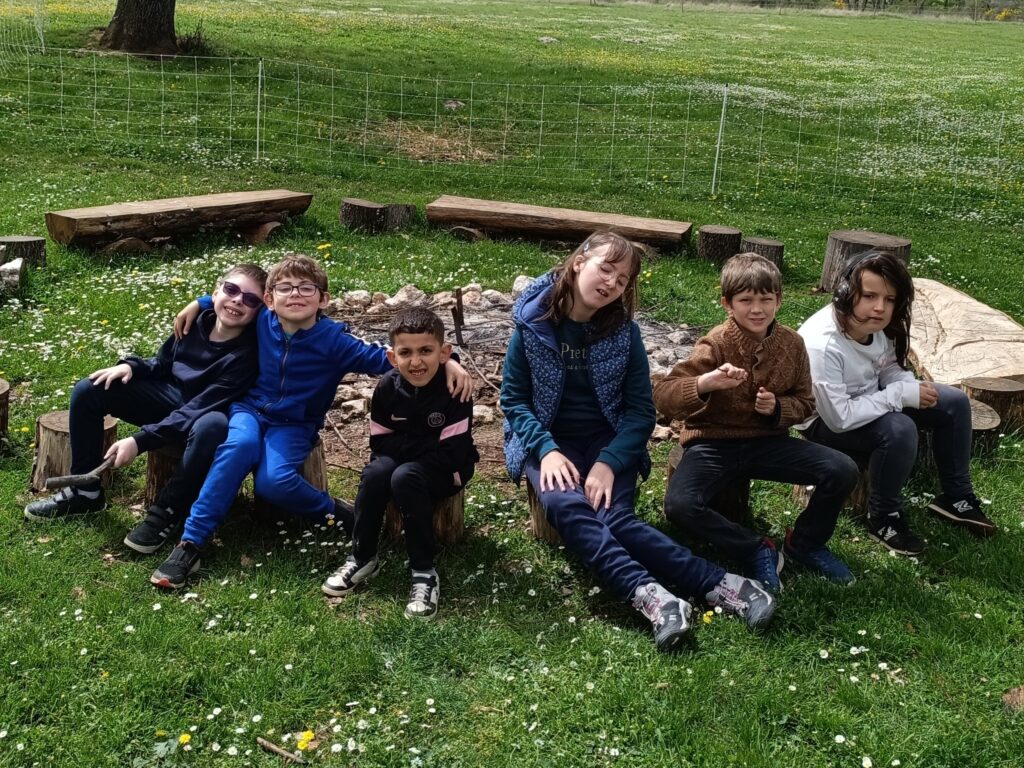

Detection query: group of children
xmin=25 ymin=234 xmax=997 ymax=649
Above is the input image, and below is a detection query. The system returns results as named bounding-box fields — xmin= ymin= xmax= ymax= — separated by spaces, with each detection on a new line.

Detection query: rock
xmin=481 ymin=289 xmax=507 ymax=306
xmin=325 ymin=298 xmax=345 ymax=316
xmin=667 ymin=329 xmax=692 ymax=345
xmin=385 ymin=284 xmax=427 ymax=308
xmin=432 ymin=290 xmax=455 ymax=308
xmin=366 ymin=303 xmax=390 ymax=315
xmin=1004 ymin=685 xmax=1024 ymax=713
xmin=0 ymin=258 xmax=26 ymax=293
xmin=512 ymin=275 xmax=534 ymax=299
xmin=357 ymin=386 xmax=376 ymax=401
xmin=371 ymin=291 xmax=388 ymax=305
xmin=461 ymin=282 xmax=483 ymax=294
xmin=444 ymin=99 xmax=465 ymax=111
xmin=344 ymin=290 xmax=371 ymax=307
xmin=653 ymin=348 xmax=679 ymax=367
xmin=461 ymin=289 xmax=483 ymax=307
xmin=539 ymin=36 xmax=559 ymax=44
xmin=341 ymin=399 xmax=368 ymax=420
xmin=652 ymin=425 xmax=675 ymax=441
xmin=473 ymin=405 xmax=497 ymax=424
xmin=332 ymin=384 xmax=361 ymax=407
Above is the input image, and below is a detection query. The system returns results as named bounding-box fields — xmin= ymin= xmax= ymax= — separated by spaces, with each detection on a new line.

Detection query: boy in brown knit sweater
xmin=653 ymin=253 xmax=860 ymax=590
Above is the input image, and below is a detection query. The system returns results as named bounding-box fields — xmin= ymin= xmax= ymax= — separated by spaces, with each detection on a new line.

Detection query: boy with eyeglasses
xmin=152 ymin=254 xmax=473 ymax=588
xmin=25 ymin=264 xmax=266 ymax=556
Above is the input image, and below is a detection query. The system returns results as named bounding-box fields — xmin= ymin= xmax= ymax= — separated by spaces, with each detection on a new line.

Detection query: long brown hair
xmin=832 ymin=250 xmax=914 ymax=368
xmin=541 ymin=231 xmax=642 ymax=339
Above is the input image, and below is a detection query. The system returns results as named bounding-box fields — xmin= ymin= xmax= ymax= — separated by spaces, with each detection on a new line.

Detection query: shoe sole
xmin=321 ymin=563 xmax=381 ymax=597
xmin=926 ymin=503 xmax=997 ymax=536
xmin=123 ymin=535 xmax=167 ymax=555
xmin=404 ymin=606 xmax=439 ymax=620
xmin=150 ymin=560 xmax=201 ymax=590
xmin=866 ymin=529 xmax=925 ymax=556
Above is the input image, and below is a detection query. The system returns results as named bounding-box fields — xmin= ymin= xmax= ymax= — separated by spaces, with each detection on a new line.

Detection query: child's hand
xmin=697 ymin=363 xmax=748 ymax=393
xmin=88 ymin=363 xmax=133 ymax=389
xmin=174 ymin=301 xmax=202 ymax=339
xmin=584 ymin=462 xmax=615 ymax=511
xmin=919 ymin=381 xmax=939 ymax=408
xmin=539 ymin=450 xmax=580 ymax=493
xmin=444 ymin=359 xmax=474 ymax=402
xmin=754 ymin=387 xmax=776 ymax=415
xmin=104 ymin=437 xmax=139 ymax=469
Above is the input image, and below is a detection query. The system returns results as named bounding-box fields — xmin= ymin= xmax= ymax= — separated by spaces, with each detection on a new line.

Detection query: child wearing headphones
xmin=798 ymin=250 xmax=997 ymax=556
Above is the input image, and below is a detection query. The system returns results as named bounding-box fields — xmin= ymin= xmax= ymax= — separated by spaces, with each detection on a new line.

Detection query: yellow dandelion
xmin=301 ymin=730 xmax=314 ymax=741
xmin=99 ymin=319 xmax=109 ymax=326
xmin=20 ymin=426 xmax=29 ymax=433
xmin=703 ymin=611 xmax=714 ymax=625
xmin=178 ymin=733 xmax=191 ymax=745
xmin=316 ymin=243 xmax=332 ymax=250
xmin=297 ymin=739 xmax=310 ymax=751
xmin=155 ymin=730 xmax=167 ymax=737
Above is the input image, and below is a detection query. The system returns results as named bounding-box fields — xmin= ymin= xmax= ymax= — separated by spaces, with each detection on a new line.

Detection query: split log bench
xmin=45 ymin=189 xmax=313 ymax=249
xmin=384 ymin=489 xmax=467 ymax=548
xmin=30 ymin=410 xmax=118 ymax=492
xmin=425 ymin=195 xmax=692 ymax=250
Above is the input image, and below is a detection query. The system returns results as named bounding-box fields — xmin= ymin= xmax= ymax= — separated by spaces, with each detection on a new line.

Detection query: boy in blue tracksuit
xmin=151 ymin=254 xmax=473 ymax=589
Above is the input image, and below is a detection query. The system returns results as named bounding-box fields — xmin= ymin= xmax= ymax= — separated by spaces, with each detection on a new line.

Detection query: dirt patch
xmin=357 ymin=120 xmax=498 ymax=164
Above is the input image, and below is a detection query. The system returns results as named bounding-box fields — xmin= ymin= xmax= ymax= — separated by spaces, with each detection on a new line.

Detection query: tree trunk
xmin=385 ymin=489 xmax=467 ymax=547
xmin=697 ymin=225 xmax=742 ymax=266
xmin=961 ymin=377 xmax=1024 ymax=433
xmin=31 ymin=411 xmax=118 ymax=492
xmin=739 ymin=236 xmax=785 ymax=269
xmin=100 ymin=0 xmax=178 ymax=56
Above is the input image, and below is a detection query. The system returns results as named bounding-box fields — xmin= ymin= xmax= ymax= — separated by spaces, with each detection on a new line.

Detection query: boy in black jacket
xmin=322 ymin=307 xmax=478 ymax=619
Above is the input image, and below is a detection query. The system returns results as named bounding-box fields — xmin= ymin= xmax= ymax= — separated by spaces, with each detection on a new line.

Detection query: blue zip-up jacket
xmin=501 ymin=271 xmax=655 ymax=484
xmin=197 ymin=296 xmax=390 ymax=427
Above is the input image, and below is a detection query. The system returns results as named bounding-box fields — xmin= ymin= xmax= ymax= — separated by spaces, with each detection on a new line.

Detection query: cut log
xmin=341 ymin=198 xmax=387 ymax=233
xmin=968 ymin=398 xmax=1001 ymax=453
xmin=238 ymin=220 xmax=282 ymax=245
xmin=384 ymin=488 xmax=466 ymax=547
xmin=961 ymin=377 xmax=1024 ymax=434
xmin=101 ymin=237 xmax=152 ymax=255
xmin=697 ymin=225 xmax=742 ymax=266
xmin=0 ymin=258 xmax=26 ymax=294
xmin=740 ymin=236 xmax=785 ymax=269
xmin=144 ymin=443 xmax=185 ymax=509
xmin=0 ymin=236 xmax=46 ymax=267
xmin=667 ymin=443 xmax=753 ymax=526
xmin=793 ymin=452 xmax=871 ymax=518
xmin=30 ymin=410 xmax=118 ymax=492
xmin=384 ymin=204 xmax=416 ymax=231
xmin=910 ymin=278 xmax=1024 ymax=384
xmin=425 ymin=195 xmax=692 ymax=250
xmin=526 ymin=483 xmax=563 ymax=545
xmin=820 ymin=230 xmax=911 ymax=292
xmin=45 ymin=190 xmax=313 ymax=247
xmin=253 ymin=440 xmax=328 ymax=515
xmin=448 ymin=226 xmax=486 ymax=242
xmin=0 ymin=378 xmax=9 ymax=436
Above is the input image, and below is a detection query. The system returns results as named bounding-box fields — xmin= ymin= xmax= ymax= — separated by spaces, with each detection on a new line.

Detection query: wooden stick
xmin=325 ymin=413 xmax=357 ymax=456
xmin=256 ymin=737 xmax=307 ymax=764
xmin=44 ymin=457 xmax=114 ymax=490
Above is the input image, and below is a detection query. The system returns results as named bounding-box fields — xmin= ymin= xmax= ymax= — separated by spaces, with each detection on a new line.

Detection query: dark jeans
xmin=806 ymin=382 xmax=973 ymax=522
xmin=68 ymin=376 xmax=228 ymax=513
xmin=525 ymin=429 xmax=724 ymax=603
xmin=352 ymin=456 xmax=462 ymax=571
xmin=665 ymin=435 xmax=859 ymax=558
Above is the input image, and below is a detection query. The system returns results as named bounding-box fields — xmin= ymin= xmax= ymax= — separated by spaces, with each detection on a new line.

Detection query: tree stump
xmin=667 ymin=443 xmax=753 ymax=527
xmin=0 ymin=378 xmax=9 ymax=437
xmin=341 ymin=199 xmax=416 ymax=234
xmin=740 ymin=237 xmax=784 ymax=269
xmin=238 ymin=221 xmax=282 ymax=246
xmin=253 ymin=440 xmax=329 ymax=515
xmin=961 ymin=377 xmax=1024 ymax=434
xmin=0 ymin=258 xmax=27 ymax=294
xmin=697 ymin=225 xmax=742 ymax=266
xmin=526 ymin=483 xmax=563 ymax=545
xmin=384 ymin=488 xmax=467 ymax=547
xmin=820 ymin=230 xmax=911 ymax=293
xmin=30 ymin=410 xmax=118 ymax=492
xmin=792 ymin=450 xmax=871 ymax=519
xmin=144 ymin=443 xmax=186 ymax=509
xmin=384 ymin=204 xmax=416 ymax=232
xmin=0 ymin=236 xmax=46 ymax=268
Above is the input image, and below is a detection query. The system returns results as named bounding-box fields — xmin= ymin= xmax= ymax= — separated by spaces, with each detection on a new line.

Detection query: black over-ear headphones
xmin=832 ymin=249 xmax=884 ymax=310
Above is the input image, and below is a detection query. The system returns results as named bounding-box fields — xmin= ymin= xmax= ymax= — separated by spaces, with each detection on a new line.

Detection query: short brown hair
xmin=267 ymin=253 xmax=328 ymax=294
xmin=389 ymin=307 xmax=445 ymax=345
xmin=720 ymin=253 xmax=782 ymax=300
xmin=221 ymin=263 xmax=268 ymax=292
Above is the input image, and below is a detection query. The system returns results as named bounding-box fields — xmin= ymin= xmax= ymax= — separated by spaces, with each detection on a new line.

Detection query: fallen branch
xmin=256 ymin=737 xmax=307 ymax=764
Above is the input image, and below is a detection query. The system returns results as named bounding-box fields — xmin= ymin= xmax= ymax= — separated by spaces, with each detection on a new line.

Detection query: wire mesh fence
xmin=1 ymin=45 xmax=1021 ymax=226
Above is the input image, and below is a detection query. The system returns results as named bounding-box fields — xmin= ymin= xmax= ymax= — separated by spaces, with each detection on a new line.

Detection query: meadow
xmin=1 ymin=1 xmax=1023 ymax=766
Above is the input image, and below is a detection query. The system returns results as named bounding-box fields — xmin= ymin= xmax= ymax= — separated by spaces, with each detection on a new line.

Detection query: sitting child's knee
xmin=663 ymin=490 xmax=698 ymax=525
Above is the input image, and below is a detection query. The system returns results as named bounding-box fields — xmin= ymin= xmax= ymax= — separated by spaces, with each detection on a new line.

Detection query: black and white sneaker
xmin=124 ymin=505 xmax=183 ymax=554
xmin=24 ymin=487 xmax=105 ymax=521
xmin=927 ymin=495 xmax=997 ymax=537
xmin=867 ymin=515 xmax=926 ymax=556
xmin=405 ymin=570 xmax=440 ymax=620
xmin=321 ymin=556 xmax=381 ymax=597
xmin=705 ymin=573 xmax=776 ymax=631
xmin=632 ymin=582 xmax=692 ymax=652
xmin=150 ymin=542 xmax=202 ymax=589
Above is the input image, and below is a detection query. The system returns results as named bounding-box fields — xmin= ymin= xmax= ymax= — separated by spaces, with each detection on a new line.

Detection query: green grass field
xmin=1 ymin=2 xmax=1023 ymax=766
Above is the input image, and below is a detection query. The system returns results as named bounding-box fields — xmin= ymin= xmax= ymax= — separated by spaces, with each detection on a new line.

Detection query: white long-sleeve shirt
xmin=797 ymin=304 xmax=919 ymax=433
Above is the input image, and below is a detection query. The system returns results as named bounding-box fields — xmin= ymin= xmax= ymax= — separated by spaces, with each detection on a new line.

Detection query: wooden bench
xmin=425 ymin=195 xmax=692 ymax=250
xmin=45 ymin=189 xmax=313 ymax=248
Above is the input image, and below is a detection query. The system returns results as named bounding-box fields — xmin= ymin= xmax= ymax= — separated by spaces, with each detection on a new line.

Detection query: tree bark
xmin=697 ymin=225 xmax=742 ymax=266
xmin=739 ymin=236 xmax=785 ymax=269
xmin=100 ymin=0 xmax=178 ymax=56
xmin=31 ymin=411 xmax=118 ymax=492
xmin=820 ymin=230 xmax=911 ymax=293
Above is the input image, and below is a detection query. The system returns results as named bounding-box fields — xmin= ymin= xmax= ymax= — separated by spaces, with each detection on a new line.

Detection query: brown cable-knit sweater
xmin=653 ymin=317 xmax=815 ymax=445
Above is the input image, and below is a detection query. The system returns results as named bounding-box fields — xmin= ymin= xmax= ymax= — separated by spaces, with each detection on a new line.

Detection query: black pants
xmin=352 ymin=456 xmax=462 ymax=571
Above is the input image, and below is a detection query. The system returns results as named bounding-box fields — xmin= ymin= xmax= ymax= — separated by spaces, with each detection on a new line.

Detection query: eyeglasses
xmin=271 ymin=282 xmax=320 ymax=298
xmin=221 ymin=281 xmax=264 ymax=309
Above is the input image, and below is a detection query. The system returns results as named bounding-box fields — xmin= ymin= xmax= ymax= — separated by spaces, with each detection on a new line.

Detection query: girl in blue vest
xmin=502 ymin=232 xmax=776 ymax=652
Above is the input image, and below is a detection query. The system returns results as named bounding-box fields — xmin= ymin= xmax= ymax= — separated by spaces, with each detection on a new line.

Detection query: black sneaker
xmin=24 ymin=487 xmax=105 ymax=521
xmin=867 ymin=515 xmax=926 ymax=556
xmin=329 ymin=497 xmax=355 ymax=538
xmin=405 ymin=569 xmax=440 ymax=620
xmin=150 ymin=542 xmax=202 ymax=589
xmin=747 ymin=538 xmax=784 ymax=594
xmin=321 ymin=555 xmax=381 ymax=597
xmin=927 ymin=495 xmax=997 ymax=537
xmin=124 ymin=505 xmax=184 ymax=554
xmin=706 ymin=573 xmax=776 ymax=631
xmin=632 ymin=582 xmax=692 ymax=653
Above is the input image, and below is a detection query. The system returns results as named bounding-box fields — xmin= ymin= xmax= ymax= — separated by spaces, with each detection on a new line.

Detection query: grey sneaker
xmin=322 ymin=556 xmax=381 ymax=597
xmin=632 ymin=582 xmax=693 ymax=653
xmin=706 ymin=573 xmax=776 ymax=630
xmin=405 ymin=570 xmax=440 ymax=620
